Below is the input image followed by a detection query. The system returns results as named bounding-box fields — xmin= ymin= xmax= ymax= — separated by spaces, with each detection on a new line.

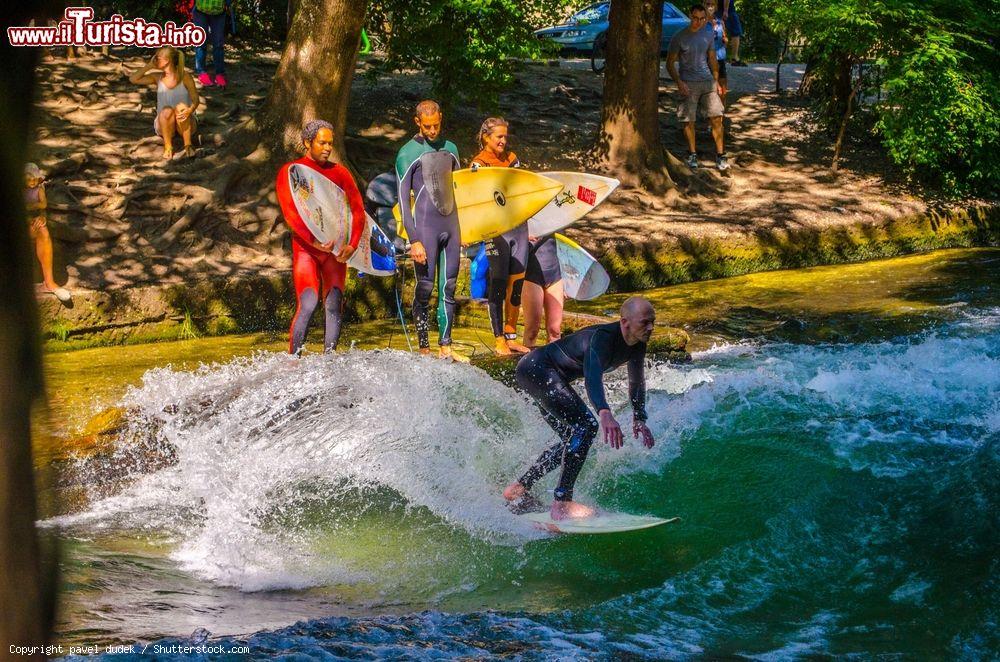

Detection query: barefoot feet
xmin=439 ymin=345 xmax=469 ymax=363
xmin=503 ymin=481 xmax=526 ymax=502
xmin=550 ymin=500 xmax=596 ymax=520
xmin=506 ymin=340 xmax=530 ymax=354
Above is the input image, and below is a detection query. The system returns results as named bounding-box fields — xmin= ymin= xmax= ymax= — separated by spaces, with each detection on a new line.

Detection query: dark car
xmin=534 ymin=2 xmax=690 ymax=56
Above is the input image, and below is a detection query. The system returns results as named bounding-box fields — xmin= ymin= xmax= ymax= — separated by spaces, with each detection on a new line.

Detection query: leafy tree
xmin=732 ymin=0 xmax=783 ymax=61
xmin=762 ymin=0 xmax=999 ymax=196
xmin=366 ymin=0 xmax=573 ymax=108
xmin=876 ymin=12 xmax=999 ymax=194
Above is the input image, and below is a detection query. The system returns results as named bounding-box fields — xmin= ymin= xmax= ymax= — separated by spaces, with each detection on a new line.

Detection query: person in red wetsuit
xmin=276 ymin=120 xmax=365 ymax=354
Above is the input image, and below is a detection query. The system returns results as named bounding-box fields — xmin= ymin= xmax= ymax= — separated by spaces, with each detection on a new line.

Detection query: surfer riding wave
xmin=505 ymin=296 xmax=658 ymax=520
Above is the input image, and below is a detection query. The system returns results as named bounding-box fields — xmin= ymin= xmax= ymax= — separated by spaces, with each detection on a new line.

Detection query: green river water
xmin=36 ymin=248 xmax=998 ymax=659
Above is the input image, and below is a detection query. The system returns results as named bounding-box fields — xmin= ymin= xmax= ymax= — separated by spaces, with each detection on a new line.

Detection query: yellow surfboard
xmin=393 ymin=167 xmax=563 ymax=244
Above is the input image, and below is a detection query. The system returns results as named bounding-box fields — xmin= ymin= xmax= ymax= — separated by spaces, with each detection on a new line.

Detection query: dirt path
xmin=558 ymin=58 xmax=805 ymax=96
xmin=30 ymin=48 xmax=934 ymax=294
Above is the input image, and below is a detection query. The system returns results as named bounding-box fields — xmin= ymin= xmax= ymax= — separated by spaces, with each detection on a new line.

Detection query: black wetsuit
xmin=515 ymin=321 xmax=648 ymax=501
xmin=472 ymin=151 xmax=528 ymax=338
xmin=525 ymin=235 xmax=561 ymax=288
xmin=485 ymin=224 xmax=530 ymax=336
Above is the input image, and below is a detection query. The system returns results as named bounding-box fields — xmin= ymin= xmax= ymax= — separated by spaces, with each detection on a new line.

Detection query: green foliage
xmin=99 ymin=0 xmax=288 ymax=42
xmin=760 ymin=0 xmax=1000 ymax=196
xmin=178 ymin=309 xmax=200 ymax=340
xmin=877 ymin=30 xmax=1000 ymax=195
xmin=733 ymin=0 xmax=784 ymax=61
xmin=228 ymin=0 xmax=289 ymax=41
xmin=97 ymin=0 xmax=177 ymax=24
xmin=49 ymin=319 xmax=72 ymax=343
xmin=368 ymin=0 xmax=574 ymax=108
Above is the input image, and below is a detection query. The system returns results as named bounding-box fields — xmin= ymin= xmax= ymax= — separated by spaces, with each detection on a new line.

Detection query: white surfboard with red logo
xmin=526 ymin=172 xmax=620 ymax=237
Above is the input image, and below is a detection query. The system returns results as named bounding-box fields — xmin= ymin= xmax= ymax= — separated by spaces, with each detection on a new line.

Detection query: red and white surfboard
xmin=526 ymin=172 xmax=620 ymax=236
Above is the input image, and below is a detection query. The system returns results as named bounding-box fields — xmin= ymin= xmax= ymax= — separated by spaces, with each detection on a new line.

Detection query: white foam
xmin=44 ymin=309 xmax=1000 ymax=595
xmin=691 ymin=340 xmax=760 ymax=359
xmin=47 ymin=350 xmax=560 ymax=590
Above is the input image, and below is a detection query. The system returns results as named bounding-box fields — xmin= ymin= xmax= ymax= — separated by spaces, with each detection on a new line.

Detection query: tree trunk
xmin=776 ymin=35 xmax=789 ymax=94
xmin=593 ymin=0 xmax=674 ymax=193
xmin=799 ymin=55 xmax=814 ymax=96
xmin=825 ymin=52 xmax=854 ymax=124
xmin=0 ymin=3 xmax=55 ymax=652
xmin=285 ymin=0 xmax=299 ymax=37
xmin=261 ymin=0 xmax=367 ymax=163
xmin=831 ymin=68 xmax=863 ymax=173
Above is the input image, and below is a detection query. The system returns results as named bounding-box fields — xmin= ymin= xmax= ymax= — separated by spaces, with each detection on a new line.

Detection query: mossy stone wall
xmin=599 ymin=205 xmax=998 ymax=291
xmin=39 ymin=204 xmax=997 ymax=351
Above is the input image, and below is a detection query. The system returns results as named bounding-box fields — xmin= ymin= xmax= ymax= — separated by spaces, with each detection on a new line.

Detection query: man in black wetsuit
xmin=504 ymin=297 xmax=658 ymax=520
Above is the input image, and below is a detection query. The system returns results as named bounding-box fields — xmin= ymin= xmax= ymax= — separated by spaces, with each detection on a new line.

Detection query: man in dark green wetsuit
xmin=395 ymin=100 xmax=465 ymax=362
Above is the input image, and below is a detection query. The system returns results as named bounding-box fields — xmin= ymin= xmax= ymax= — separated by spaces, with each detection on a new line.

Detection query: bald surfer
xmin=504 ymin=297 xmax=657 ymax=520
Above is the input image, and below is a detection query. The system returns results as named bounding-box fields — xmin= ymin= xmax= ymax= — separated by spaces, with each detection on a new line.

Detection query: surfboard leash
xmin=394 ymin=261 xmax=414 ymax=352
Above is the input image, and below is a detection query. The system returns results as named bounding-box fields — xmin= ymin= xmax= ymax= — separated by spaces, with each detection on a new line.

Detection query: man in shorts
xmin=666 ymin=3 xmax=729 ymax=171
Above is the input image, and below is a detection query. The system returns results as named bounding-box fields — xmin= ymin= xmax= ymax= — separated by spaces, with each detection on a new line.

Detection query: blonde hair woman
xmin=24 ymin=163 xmax=71 ymax=302
xmin=471 ymin=117 xmax=532 ymax=355
xmin=129 ymin=46 xmax=200 ymax=160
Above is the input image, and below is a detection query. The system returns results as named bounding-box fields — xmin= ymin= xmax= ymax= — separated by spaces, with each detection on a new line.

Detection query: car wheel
xmin=591 ymin=33 xmax=608 ymax=74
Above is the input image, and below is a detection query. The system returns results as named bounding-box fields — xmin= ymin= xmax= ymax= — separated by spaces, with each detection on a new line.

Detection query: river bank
xmin=37 ymin=205 xmax=998 ymax=351
xmin=30 ymin=49 xmax=997 ymax=350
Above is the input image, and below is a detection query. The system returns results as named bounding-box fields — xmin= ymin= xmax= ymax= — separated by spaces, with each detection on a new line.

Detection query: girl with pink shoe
xmin=192 ymin=0 xmax=229 ymax=88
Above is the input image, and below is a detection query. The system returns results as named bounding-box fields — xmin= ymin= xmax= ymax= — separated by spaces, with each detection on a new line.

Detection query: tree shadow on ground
xmin=31 ymin=49 xmax=961 ymax=297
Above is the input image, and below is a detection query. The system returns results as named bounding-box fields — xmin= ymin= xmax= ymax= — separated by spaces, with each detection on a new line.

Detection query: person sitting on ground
xmin=471 ymin=117 xmax=531 ymax=356
xmin=24 ymin=163 xmax=71 ymax=303
xmin=275 ymin=120 xmax=365 ymax=355
xmin=521 ymin=233 xmax=563 ymax=350
xmin=192 ymin=0 xmax=229 ymax=88
xmin=666 ymin=3 xmax=729 ymax=171
xmin=722 ymin=0 xmax=746 ymax=66
xmin=129 ymin=46 xmax=199 ymax=160
xmin=504 ymin=297 xmax=657 ymax=521
xmin=706 ymin=0 xmax=729 ymax=107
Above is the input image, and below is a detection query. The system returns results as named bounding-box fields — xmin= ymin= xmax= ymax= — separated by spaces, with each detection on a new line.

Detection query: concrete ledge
xmin=597 ymin=205 xmax=999 ymax=291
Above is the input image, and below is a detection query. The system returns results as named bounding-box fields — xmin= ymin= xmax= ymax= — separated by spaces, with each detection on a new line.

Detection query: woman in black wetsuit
xmin=471 ymin=117 xmax=532 ymax=356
